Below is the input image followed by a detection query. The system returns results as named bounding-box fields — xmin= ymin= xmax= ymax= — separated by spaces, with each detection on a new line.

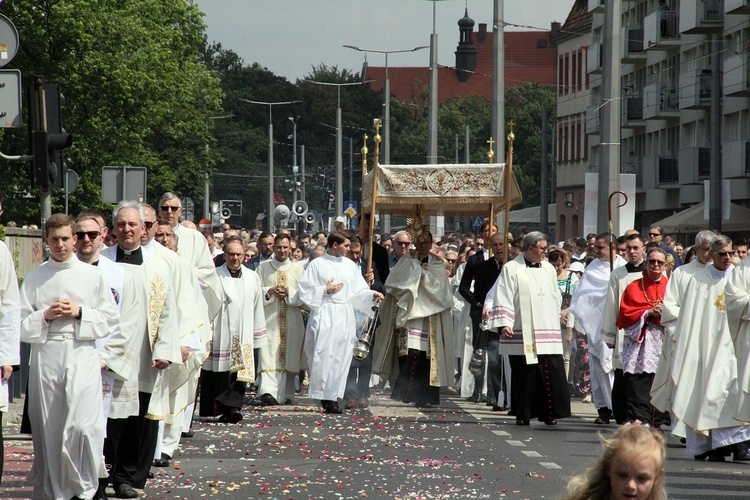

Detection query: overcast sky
xmin=195 ymin=0 xmax=572 ymax=82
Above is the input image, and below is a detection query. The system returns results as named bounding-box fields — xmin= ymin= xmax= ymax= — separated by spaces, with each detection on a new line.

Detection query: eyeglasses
xmin=144 ymin=221 xmax=156 ymax=229
xmin=76 ymin=231 xmax=100 ymax=240
xmin=446 ymin=258 xmax=456 ymax=263
xmin=714 ymin=251 xmax=733 ymax=257
xmin=395 ymin=241 xmax=410 ymax=246
xmin=647 ymin=259 xmax=666 ymax=265
xmin=648 ymin=232 xmax=661 ymax=237
xmin=160 ymin=206 xmax=180 ymax=212
xmin=536 ymin=245 xmax=548 ymax=251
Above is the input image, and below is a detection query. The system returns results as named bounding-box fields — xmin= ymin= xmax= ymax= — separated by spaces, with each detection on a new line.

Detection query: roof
xmin=555 ymin=0 xmax=592 ymax=44
xmin=365 ymin=30 xmax=557 ymax=105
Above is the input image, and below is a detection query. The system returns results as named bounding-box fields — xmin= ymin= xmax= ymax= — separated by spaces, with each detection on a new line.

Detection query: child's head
xmin=565 ymin=423 xmax=666 ymax=500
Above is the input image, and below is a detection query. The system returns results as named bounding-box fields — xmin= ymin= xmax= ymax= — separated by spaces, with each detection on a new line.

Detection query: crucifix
xmin=487 ymin=137 xmax=495 ymax=163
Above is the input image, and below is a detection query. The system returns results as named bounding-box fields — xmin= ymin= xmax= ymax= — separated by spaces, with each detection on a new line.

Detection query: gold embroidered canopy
xmin=361 ymin=163 xmax=522 ymax=216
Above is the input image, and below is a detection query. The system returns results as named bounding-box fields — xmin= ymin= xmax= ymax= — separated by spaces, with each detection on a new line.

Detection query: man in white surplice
xmin=200 ymin=239 xmax=267 ymax=423
xmin=256 ymin=233 xmax=306 ymax=406
xmin=298 ymin=231 xmax=382 ymax=414
xmin=21 ymin=214 xmax=119 ymax=500
xmin=651 ymin=230 xmax=714 ymax=439
xmin=100 ymin=202 xmax=182 ymax=497
xmin=569 ymin=233 xmax=625 ymax=425
xmin=671 ymin=235 xmax=750 ymax=461
xmin=483 ymin=231 xmax=570 ymax=426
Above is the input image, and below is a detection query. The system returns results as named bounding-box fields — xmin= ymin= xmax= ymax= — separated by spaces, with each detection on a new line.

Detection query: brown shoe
xmin=344 ymin=399 xmax=358 ymax=409
xmin=358 ymin=398 xmax=369 ymax=408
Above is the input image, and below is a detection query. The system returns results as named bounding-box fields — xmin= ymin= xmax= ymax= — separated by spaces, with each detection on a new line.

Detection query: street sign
xmin=0 ymin=15 xmax=20 ymax=69
xmin=471 ymin=216 xmax=483 ymax=229
xmin=65 ymin=169 xmax=78 ymax=193
xmin=344 ymin=200 xmax=357 ymax=218
xmin=101 ymin=166 xmax=147 ymax=203
xmin=220 ymin=200 xmax=242 ymax=218
xmin=0 ymin=69 xmax=21 ymax=127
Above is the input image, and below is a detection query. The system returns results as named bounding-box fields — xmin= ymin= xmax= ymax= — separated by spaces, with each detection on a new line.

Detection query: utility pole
xmin=492 ymin=0 xmax=505 ymax=162
xmin=709 ymin=33 xmax=722 ymax=231
xmin=541 ymin=106 xmax=548 ymax=236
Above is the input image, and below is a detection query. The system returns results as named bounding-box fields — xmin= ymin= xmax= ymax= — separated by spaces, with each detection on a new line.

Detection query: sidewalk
xmin=2 ymin=397 xmax=33 ymax=498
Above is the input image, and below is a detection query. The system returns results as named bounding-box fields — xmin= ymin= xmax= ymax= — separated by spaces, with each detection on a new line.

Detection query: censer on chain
xmin=353 ymin=302 xmax=381 ymax=361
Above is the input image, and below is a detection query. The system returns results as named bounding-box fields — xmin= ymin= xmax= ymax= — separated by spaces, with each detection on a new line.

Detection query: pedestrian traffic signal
xmin=30 ymin=82 xmax=72 ymax=189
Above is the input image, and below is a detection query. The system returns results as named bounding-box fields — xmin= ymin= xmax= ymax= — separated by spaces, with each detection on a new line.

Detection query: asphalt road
xmin=3 ymin=391 xmax=750 ymax=499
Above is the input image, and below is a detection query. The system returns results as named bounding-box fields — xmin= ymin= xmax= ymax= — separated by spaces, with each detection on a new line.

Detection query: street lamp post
xmin=289 ymin=116 xmax=299 ymax=205
xmin=239 ymin=99 xmax=301 ymax=231
xmin=205 ymin=114 xmax=234 ymax=221
xmin=342 ymin=45 xmax=428 ymax=166
xmin=304 ymin=80 xmax=367 ymax=217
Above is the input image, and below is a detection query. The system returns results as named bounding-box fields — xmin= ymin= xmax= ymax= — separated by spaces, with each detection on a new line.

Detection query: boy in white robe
xmin=298 ymin=232 xmax=382 ymax=414
xmin=21 ymin=214 xmax=119 ymax=500
xmin=0 ymin=237 xmax=20 ymax=482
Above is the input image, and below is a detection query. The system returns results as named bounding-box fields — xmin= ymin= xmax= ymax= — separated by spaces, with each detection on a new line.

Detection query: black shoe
xmin=323 ymin=400 xmax=343 ymax=414
xmin=516 ymin=419 xmax=530 ymax=426
xmin=260 ymin=393 xmax=280 ymax=406
xmin=468 ymin=393 xmax=481 ymax=403
xmin=147 ymin=471 xmax=154 ymax=479
xmin=93 ymin=483 xmax=109 ymax=500
xmin=181 ymin=430 xmax=194 ymax=439
xmin=544 ymin=419 xmax=557 ymax=426
xmin=220 ymin=409 xmax=243 ymax=423
xmin=594 ymin=416 xmax=610 ymax=425
xmin=114 ymin=483 xmax=139 ymax=499
xmin=153 ymin=452 xmax=171 ymax=467
xmin=734 ymin=449 xmax=750 ymax=461
xmin=694 ymin=451 xmax=726 ymax=462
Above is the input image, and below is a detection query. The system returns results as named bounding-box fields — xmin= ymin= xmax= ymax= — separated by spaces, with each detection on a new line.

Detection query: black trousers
xmin=344 ymin=353 xmax=373 ymax=401
xmin=199 ymin=369 xmax=246 ymax=417
xmin=391 ymin=349 xmax=439 ymax=406
xmin=623 ymin=372 xmax=670 ymax=427
xmin=612 ymin=368 xmax=628 ymax=424
xmin=470 ymin=314 xmax=486 ymax=395
xmin=485 ymin=332 xmax=509 ymax=406
xmin=109 ymin=391 xmax=159 ymax=489
xmin=509 ymin=354 xmax=571 ymax=422
xmin=0 ymin=410 xmax=4 ymax=482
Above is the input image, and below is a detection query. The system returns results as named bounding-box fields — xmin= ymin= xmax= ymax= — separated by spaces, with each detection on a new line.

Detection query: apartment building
xmin=558 ymin=0 xmax=750 ymax=236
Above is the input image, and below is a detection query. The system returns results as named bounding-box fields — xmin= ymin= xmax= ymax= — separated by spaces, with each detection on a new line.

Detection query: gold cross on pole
xmin=487 ymin=137 xmax=495 ymax=163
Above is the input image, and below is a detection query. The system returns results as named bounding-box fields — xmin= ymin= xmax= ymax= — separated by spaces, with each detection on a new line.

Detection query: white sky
xmin=195 ymin=0 xmax=572 ymax=81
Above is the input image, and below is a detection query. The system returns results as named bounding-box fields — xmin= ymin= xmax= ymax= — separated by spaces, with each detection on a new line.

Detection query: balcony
xmin=657 ymin=156 xmax=679 ymax=187
xmin=622 ymin=27 xmax=645 ymax=63
xmin=679 ymin=69 xmax=712 ymax=109
xmin=643 ymin=82 xmax=680 ymax=120
xmin=587 ymin=42 xmax=603 ymax=75
xmin=724 ymin=53 xmax=750 ymax=97
xmin=621 ymin=160 xmax=644 ymax=189
xmin=621 ymin=95 xmax=645 ymax=128
xmin=642 ymin=156 xmax=659 ymax=190
xmin=680 ymin=0 xmax=724 ymax=34
xmin=588 ymin=0 xmax=605 ymax=13
xmin=678 ymin=147 xmax=710 ymax=183
xmin=722 ymin=139 xmax=750 ymax=177
xmin=586 ymin=104 xmax=600 ymax=135
xmin=644 ymin=10 xmax=680 ymax=50
xmin=725 ymin=0 xmax=750 ymax=15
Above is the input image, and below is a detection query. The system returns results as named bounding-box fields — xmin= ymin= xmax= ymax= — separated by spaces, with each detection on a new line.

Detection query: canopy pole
xmin=366 ymin=122 xmax=382 ymax=275
xmin=503 ymin=121 xmax=515 ymax=263
xmin=607 ymin=190 xmax=627 ymax=271
xmin=359 ymin=133 xmax=369 ymax=243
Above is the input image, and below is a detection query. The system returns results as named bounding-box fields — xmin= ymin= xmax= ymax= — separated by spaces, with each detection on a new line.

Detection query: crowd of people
xmin=3 ymin=195 xmax=750 ymax=498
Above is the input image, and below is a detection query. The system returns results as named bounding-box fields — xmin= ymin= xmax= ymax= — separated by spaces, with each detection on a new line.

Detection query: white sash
xmin=516 ymin=264 xmax=539 ymax=364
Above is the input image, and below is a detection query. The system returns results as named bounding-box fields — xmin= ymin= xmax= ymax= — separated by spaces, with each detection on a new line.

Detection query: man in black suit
xmin=343 ymin=235 xmax=384 ymax=409
xmin=360 ymin=213 xmax=390 ymax=284
xmin=246 ymin=231 xmax=274 ymax=270
xmin=458 ymin=221 xmax=496 ymax=403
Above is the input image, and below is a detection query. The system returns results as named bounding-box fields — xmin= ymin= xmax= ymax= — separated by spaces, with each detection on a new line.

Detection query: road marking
xmin=506 ymin=440 xmax=525 ymax=447
xmin=492 ymin=430 xmax=510 ymax=437
xmin=540 ymin=462 xmax=562 ymax=469
xmin=522 ymin=451 xmax=542 ymax=457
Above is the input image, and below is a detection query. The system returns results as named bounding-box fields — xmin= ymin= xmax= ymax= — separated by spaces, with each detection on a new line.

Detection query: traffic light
xmin=29 ymin=81 xmax=72 ymax=189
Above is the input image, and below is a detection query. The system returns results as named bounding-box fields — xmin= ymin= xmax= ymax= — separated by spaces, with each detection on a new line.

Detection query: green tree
xmin=505 ymin=83 xmax=557 ymax=209
xmin=0 ymin=0 xmax=223 ymax=223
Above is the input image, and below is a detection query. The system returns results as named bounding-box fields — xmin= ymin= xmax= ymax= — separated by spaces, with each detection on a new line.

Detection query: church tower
xmin=454 ymin=7 xmax=477 ymax=82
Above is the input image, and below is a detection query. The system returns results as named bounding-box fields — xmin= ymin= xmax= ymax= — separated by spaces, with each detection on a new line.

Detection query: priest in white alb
xmin=256 ymin=233 xmax=306 ymax=406
xmin=670 ymin=235 xmax=750 ymax=462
